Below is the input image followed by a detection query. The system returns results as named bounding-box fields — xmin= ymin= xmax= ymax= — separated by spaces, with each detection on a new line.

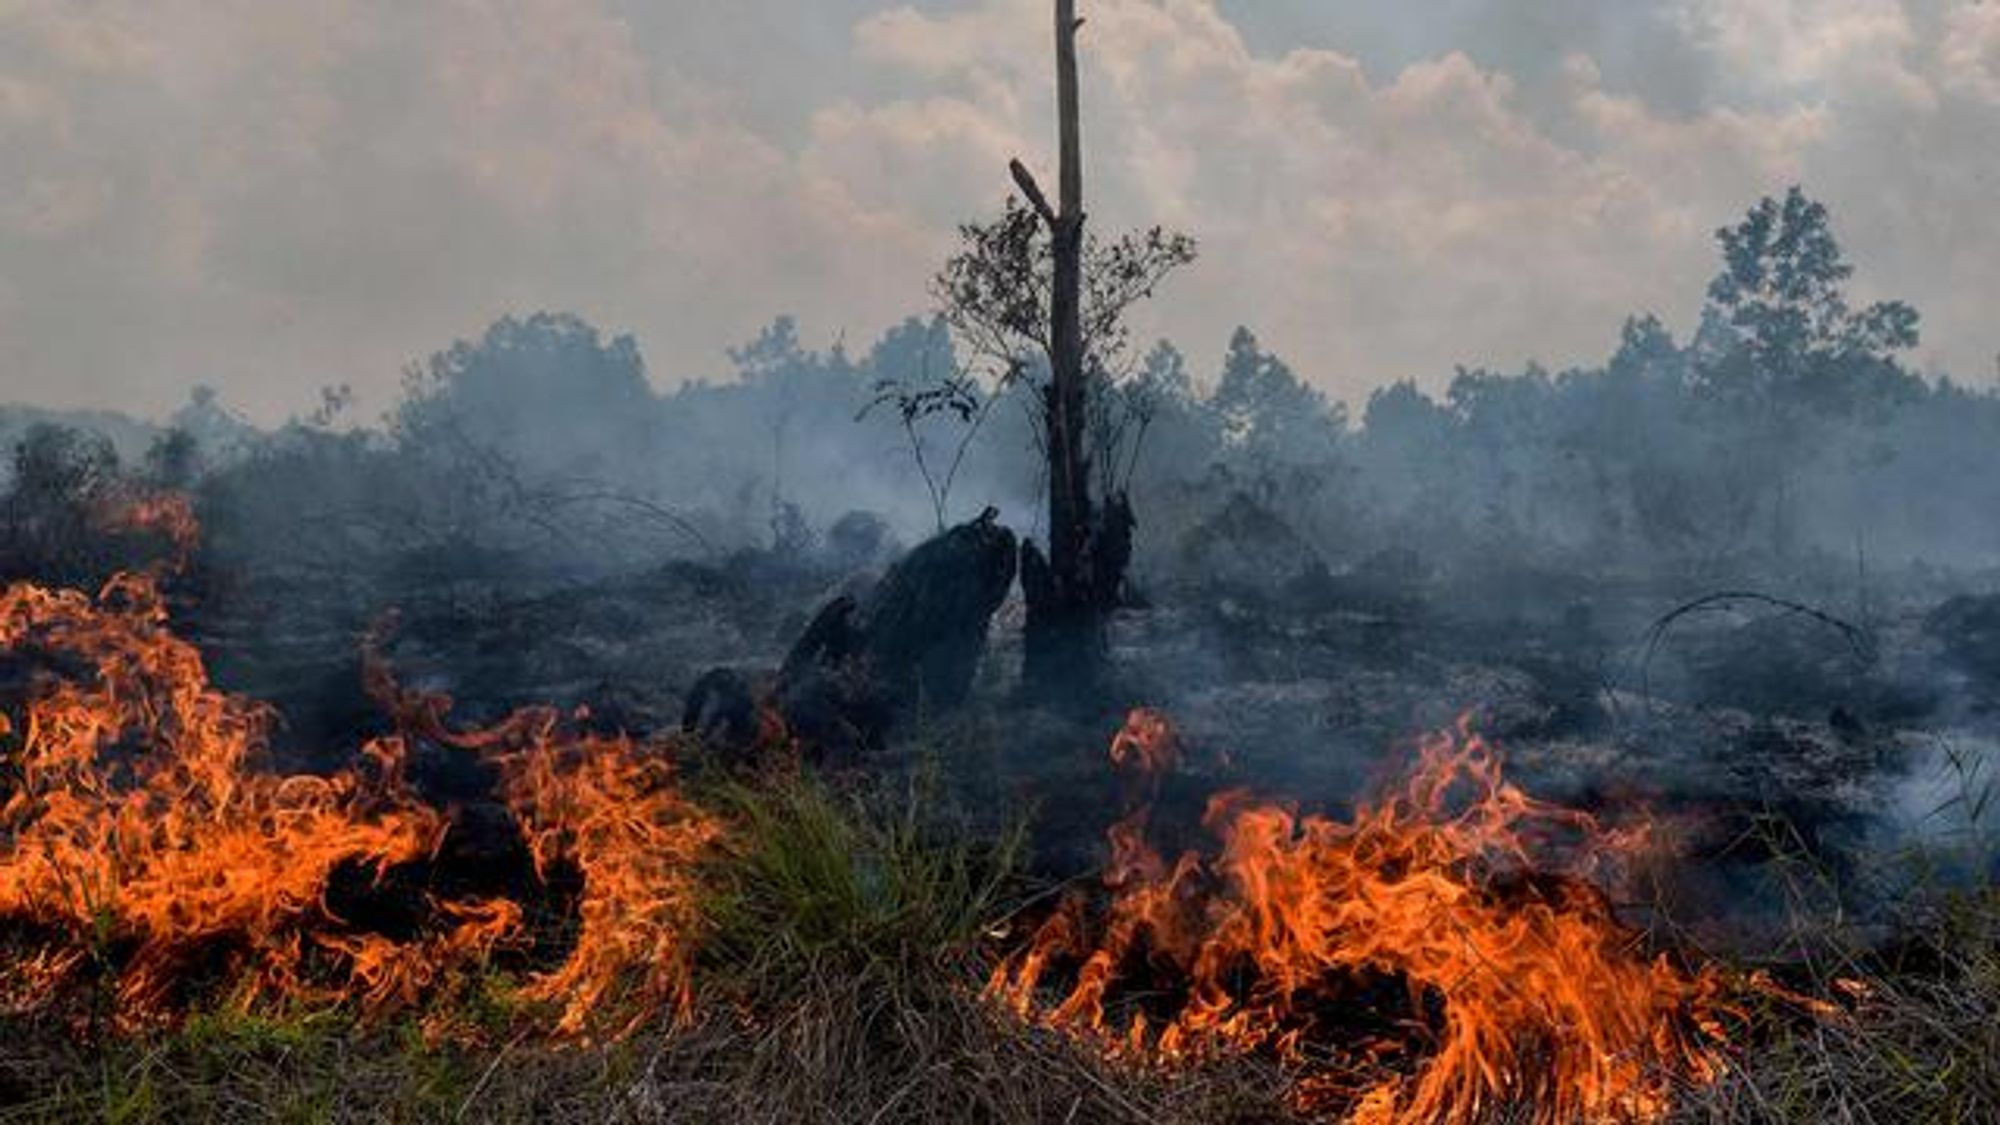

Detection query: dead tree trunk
xmin=1017 ymin=0 xmax=1118 ymax=699
xmin=1049 ymin=0 xmax=1087 ymax=595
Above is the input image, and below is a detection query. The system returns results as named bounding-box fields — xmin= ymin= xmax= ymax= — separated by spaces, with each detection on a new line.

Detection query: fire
xmin=499 ymin=723 xmax=719 ymax=1036
xmin=97 ymin=489 xmax=200 ymax=562
xmin=0 ymin=494 xmax=1753 ymax=1112
xmin=989 ymin=711 xmax=1730 ymax=1124
xmin=0 ymin=571 xmax=457 ymax=1022
xmin=0 ymin=499 xmax=718 ymax=1037
xmin=1109 ymin=706 xmax=1177 ymax=780
xmin=362 ymin=658 xmax=722 ymax=1038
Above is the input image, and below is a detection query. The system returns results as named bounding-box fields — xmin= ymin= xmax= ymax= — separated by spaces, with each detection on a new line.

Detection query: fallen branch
xmin=1635 ymin=590 xmax=1874 ymax=712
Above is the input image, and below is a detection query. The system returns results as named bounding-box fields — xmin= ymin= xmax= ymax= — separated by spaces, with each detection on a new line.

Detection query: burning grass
xmin=0 ymin=759 xmax=1997 ymax=1122
xmin=0 ymin=768 xmax=1283 ymax=1124
xmin=0 ymin=569 xmax=460 ymax=1025
xmin=4 ymin=508 xmax=1999 ymax=1121
xmin=1674 ymin=889 xmax=2000 ymax=1123
xmin=1 ymin=791 xmax=1994 ymax=1125
xmin=988 ymin=712 xmax=1733 ymax=1124
xmin=0 ymin=562 xmax=719 ymax=1038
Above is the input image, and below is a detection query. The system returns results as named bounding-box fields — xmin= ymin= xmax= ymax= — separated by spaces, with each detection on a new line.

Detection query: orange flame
xmin=0 ymin=499 xmax=719 ymax=1036
xmin=362 ymin=662 xmax=723 ymax=1039
xmin=1107 ymin=706 xmax=1178 ymax=825
xmin=91 ymin=488 xmax=201 ymax=572
xmin=2 ymin=493 xmax=1762 ymax=1108
xmin=1109 ymin=707 xmax=1178 ymax=781
xmin=990 ymin=714 xmax=1729 ymax=1123
xmin=0 ymin=572 xmax=458 ymax=1022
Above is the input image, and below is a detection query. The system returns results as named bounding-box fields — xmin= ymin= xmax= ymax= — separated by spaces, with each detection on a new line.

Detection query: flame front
xmin=0 ymin=500 xmax=719 ymax=1035
xmin=0 ymin=571 xmax=454 ymax=1020
xmin=363 ymin=661 xmax=723 ymax=1038
xmin=96 ymin=489 xmax=201 ymax=562
xmin=990 ymin=712 xmax=1729 ymax=1124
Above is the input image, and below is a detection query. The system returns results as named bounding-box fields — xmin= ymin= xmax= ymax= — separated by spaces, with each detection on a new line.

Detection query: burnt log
xmin=856 ymin=511 xmax=1017 ymax=711
xmin=683 ymin=513 xmax=1017 ymax=764
xmin=781 ymin=595 xmax=863 ymax=681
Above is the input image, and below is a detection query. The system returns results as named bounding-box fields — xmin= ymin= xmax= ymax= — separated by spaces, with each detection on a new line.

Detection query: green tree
xmin=1696 ymin=187 xmax=1922 ymax=554
xmin=1 ymin=423 xmax=122 ymax=584
xmin=1699 ymin=186 xmax=1918 ymax=413
xmin=394 ymin=312 xmax=656 ymax=484
xmin=1212 ymin=327 xmax=1339 ymax=461
xmin=143 ymin=428 xmax=201 ymax=490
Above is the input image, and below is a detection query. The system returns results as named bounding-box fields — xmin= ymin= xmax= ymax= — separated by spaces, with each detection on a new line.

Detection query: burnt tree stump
xmin=683 ymin=512 xmax=1017 ymax=764
xmin=857 ymin=510 xmax=1017 ymax=711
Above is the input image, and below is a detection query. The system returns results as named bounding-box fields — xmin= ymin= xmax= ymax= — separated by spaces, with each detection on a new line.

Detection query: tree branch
xmin=1009 ymin=158 xmax=1058 ymax=229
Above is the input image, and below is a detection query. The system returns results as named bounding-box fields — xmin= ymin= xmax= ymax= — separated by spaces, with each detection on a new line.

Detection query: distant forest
xmin=6 ymin=186 xmax=1999 ymax=599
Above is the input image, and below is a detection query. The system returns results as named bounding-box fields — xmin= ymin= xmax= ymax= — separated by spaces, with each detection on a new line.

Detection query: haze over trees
xmin=0 ymin=0 xmax=1985 ymax=611
xmin=7 ymin=177 xmax=2000 ymax=611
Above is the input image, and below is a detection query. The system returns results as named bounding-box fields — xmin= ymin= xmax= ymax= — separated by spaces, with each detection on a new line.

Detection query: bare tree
xmin=862 ymin=360 xmax=992 ymax=534
xmin=932 ymin=0 xmax=1195 ymax=695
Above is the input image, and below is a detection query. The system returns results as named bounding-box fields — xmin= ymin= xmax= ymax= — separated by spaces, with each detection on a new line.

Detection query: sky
xmin=1 ymin=0 xmax=1996 ymax=422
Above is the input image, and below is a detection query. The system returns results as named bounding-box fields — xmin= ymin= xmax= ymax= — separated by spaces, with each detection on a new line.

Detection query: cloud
xmin=0 ymin=0 xmax=1994 ymax=422
xmin=823 ymin=0 xmax=1824 ymax=395
xmin=0 ymin=0 xmax=939 ymax=419
xmin=1668 ymin=0 xmax=1931 ymax=104
xmin=1941 ymin=1 xmax=2000 ymax=102
xmin=823 ymin=0 xmax=1996 ymax=398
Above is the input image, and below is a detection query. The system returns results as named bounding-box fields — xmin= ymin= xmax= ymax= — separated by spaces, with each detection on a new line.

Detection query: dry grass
xmin=1673 ymin=891 xmax=2000 ymax=1124
xmin=0 ymin=769 xmax=1292 ymax=1124
xmin=1 ymin=772 xmax=1995 ymax=1124
xmin=0 ymin=997 xmax=1290 ymax=1124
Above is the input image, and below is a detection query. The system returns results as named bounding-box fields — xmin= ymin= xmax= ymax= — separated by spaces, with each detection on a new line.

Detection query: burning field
xmin=14 ymin=0 xmax=2000 ymax=1115
xmin=988 ymin=711 xmax=1731 ymax=1123
xmin=0 ymin=500 xmax=717 ymax=1039
xmin=0 ymin=502 xmax=1994 ymax=1124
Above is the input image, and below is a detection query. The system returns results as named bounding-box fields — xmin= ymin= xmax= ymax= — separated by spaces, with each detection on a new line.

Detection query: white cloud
xmin=0 ymin=0 xmax=1994 ymax=421
xmin=1667 ymin=0 xmax=1932 ymax=104
xmin=820 ymin=0 xmax=1998 ymax=398
xmin=1940 ymin=1 xmax=2000 ymax=102
xmin=0 ymin=0 xmax=939 ymax=419
xmin=817 ymin=0 xmax=1827 ymax=397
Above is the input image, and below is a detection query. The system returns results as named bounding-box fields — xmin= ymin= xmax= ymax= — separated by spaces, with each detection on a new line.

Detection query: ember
xmin=96 ymin=488 xmax=201 ymax=563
